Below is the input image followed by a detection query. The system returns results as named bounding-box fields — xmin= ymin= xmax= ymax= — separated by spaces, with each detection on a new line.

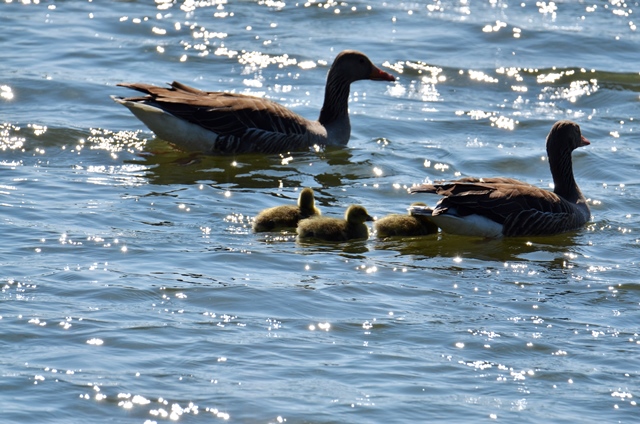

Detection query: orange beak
xmin=370 ymin=66 xmax=396 ymax=82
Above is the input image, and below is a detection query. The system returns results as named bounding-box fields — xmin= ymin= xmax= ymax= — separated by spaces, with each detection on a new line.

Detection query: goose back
xmin=116 ymin=82 xmax=324 ymax=154
xmin=411 ymin=179 xmax=588 ymax=237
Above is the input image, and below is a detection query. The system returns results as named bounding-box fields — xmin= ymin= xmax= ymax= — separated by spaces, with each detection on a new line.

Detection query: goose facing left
xmin=112 ymin=50 xmax=395 ymax=155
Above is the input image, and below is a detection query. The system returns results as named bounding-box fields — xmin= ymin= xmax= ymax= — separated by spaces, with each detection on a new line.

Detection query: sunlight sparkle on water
xmin=298 ymin=60 xmax=316 ymax=70
xmin=1 ymin=85 xmax=14 ymax=100
xmin=468 ymin=70 xmax=498 ymax=83
xmin=88 ymin=128 xmax=147 ymax=153
xmin=238 ymin=51 xmax=297 ymax=70
xmin=541 ymin=79 xmax=599 ymax=103
xmin=482 ymin=20 xmax=507 ymax=33
xmin=388 ymin=83 xmax=406 ymax=97
xmin=309 ymin=322 xmax=331 ymax=331
xmin=490 ymin=115 xmax=517 ymax=130
xmin=1 ymin=123 xmax=26 ymax=150
xmin=433 ymin=163 xmax=449 ymax=172
xmin=537 ymin=1 xmax=558 ymax=15
xmin=28 ymin=318 xmax=46 ymax=326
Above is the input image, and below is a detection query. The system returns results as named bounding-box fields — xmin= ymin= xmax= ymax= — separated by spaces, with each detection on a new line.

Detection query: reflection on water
xmin=373 ymin=230 xmax=585 ymax=263
xmin=125 ymin=138 xmax=367 ymax=191
xmin=295 ymin=239 xmax=371 ymax=257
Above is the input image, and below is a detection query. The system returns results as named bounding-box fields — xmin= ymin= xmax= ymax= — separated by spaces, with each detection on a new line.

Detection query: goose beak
xmin=370 ymin=66 xmax=396 ymax=82
xmin=580 ymin=135 xmax=590 ymax=146
xmin=366 ymin=214 xmax=375 ymax=222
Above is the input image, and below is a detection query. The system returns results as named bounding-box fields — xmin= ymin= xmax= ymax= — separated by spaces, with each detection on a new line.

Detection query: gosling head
xmin=345 ymin=204 xmax=374 ymax=224
xmin=298 ymin=187 xmax=321 ymax=216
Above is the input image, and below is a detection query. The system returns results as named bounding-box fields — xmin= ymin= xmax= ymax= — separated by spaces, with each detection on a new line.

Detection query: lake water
xmin=2 ymin=0 xmax=640 ymax=422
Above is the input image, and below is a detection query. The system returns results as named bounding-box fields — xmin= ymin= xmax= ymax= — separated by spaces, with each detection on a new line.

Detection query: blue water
xmin=2 ymin=1 xmax=640 ymax=423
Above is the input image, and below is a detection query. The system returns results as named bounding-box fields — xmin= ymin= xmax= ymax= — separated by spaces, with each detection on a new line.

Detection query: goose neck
xmin=549 ymin=148 xmax=582 ymax=202
xmin=318 ymin=71 xmax=351 ymax=127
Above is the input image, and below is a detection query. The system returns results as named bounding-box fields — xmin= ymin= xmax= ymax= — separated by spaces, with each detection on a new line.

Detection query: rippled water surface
xmin=2 ymin=1 xmax=640 ymax=423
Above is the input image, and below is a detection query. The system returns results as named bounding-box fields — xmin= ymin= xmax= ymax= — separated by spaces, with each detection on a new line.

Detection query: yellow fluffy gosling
xmin=374 ymin=202 xmax=438 ymax=238
xmin=253 ymin=188 xmax=321 ymax=232
xmin=297 ymin=204 xmax=374 ymax=242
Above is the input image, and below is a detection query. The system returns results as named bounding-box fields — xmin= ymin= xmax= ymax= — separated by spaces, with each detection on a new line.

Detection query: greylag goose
xmin=297 ymin=204 xmax=374 ymax=242
xmin=112 ymin=50 xmax=395 ymax=155
xmin=409 ymin=120 xmax=591 ymax=238
xmin=253 ymin=187 xmax=321 ymax=232
xmin=374 ymin=202 xmax=439 ymax=238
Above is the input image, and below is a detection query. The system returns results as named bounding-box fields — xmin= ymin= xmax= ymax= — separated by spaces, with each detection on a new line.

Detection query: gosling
xmin=297 ymin=204 xmax=374 ymax=242
xmin=374 ymin=202 xmax=439 ymax=238
xmin=253 ymin=187 xmax=321 ymax=232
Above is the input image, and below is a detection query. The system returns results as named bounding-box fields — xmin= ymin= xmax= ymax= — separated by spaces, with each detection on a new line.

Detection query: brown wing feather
xmin=410 ymin=179 xmax=586 ymax=236
xmin=117 ymin=82 xmax=312 ymax=138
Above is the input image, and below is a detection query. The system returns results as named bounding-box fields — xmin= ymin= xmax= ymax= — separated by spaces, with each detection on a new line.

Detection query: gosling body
xmin=253 ymin=188 xmax=321 ymax=232
xmin=297 ymin=205 xmax=374 ymax=242
xmin=375 ymin=203 xmax=439 ymax=238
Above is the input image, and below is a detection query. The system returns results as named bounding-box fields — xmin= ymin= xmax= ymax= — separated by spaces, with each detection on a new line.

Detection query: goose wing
xmin=117 ymin=82 xmax=313 ymax=138
xmin=410 ymin=178 xmax=586 ymax=236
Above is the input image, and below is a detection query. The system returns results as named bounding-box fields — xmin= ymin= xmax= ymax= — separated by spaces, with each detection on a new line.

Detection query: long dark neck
xmin=318 ymin=70 xmax=352 ymax=126
xmin=549 ymin=148 xmax=582 ymax=203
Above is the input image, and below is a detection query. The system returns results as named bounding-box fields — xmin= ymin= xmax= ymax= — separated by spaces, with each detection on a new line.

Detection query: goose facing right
xmin=112 ymin=50 xmax=395 ymax=155
xmin=409 ymin=120 xmax=591 ymax=238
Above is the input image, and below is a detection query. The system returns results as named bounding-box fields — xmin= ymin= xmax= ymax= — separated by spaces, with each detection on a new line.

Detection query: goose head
xmin=330 ymin=50 xmax=396 ymax=84
xmin=546 ymin=120 xmax=590 ymax=157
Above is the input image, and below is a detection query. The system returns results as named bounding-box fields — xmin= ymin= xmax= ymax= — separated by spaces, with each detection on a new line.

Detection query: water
xmin=2 ymin=1 xmax=640 ymax=422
